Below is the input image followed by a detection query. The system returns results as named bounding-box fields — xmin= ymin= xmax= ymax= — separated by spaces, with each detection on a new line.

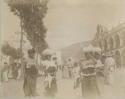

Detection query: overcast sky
xmin=1 ymin=0 xmax=125 ymax=50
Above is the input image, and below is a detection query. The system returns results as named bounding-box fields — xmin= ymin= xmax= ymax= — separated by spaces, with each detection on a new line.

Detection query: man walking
xmin=104 ymin=53 xmax=116 ymax=85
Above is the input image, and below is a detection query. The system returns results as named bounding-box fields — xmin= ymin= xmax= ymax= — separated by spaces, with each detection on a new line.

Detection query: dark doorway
xmin=115 ymin=50 xmax=121 ymax=68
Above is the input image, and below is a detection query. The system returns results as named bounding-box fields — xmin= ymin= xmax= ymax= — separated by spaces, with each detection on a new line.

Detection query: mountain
xmin=60 ymin=40 xmax=92 ymax=63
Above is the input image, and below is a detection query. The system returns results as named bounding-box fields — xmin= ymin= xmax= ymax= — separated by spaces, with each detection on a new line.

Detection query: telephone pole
xmin=20 ymin=16 xmax=24 ymax=78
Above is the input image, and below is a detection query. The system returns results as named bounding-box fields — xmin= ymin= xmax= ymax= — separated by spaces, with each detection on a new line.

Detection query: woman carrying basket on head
xmin=80 ymin=45 xmax=100 ymax=99
xmin=42 ymin=49 xmax=58 ymax=97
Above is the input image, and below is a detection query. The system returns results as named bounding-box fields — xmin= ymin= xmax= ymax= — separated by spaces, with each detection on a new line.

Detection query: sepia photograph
xmin=0 ymin=0 xmax=125 ymax=99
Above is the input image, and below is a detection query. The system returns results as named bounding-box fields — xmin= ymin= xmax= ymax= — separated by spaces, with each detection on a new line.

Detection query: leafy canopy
xmin=7 ymin=0 xmax=49 ymax=53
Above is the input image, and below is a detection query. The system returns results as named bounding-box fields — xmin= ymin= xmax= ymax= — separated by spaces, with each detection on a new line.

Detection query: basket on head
xmin=42 ymin=48 xmax=54 ymax=56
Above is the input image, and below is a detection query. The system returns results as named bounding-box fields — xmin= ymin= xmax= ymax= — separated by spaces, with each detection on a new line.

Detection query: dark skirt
xmin=44 ymin=66 xmax=57 ymax=97
xmin=23 ymin=66 xmax=38 ymax=96
xmin=81 ymin=76 xmax=100 ymax=98
xmin=44 ymin=77 xmax=57 ymax=97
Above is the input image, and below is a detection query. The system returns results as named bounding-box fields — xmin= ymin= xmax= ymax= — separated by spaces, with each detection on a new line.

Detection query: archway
xmin=114 ymin=34 xmax=120 ymax=48
xmin=115 ymin=50 xmax=121 ymax=68
xmin=123 ymin=33 xmax=125 ymax=46
xmin=108 ymin=37 xmax=114 ymax=50
xmin=103 ymin=39 xmax=107 ymax=52
xmin=122 ymin=49 xmax=125 ymax=67
xmin=99 ymin=41 xmax=102 ymax=49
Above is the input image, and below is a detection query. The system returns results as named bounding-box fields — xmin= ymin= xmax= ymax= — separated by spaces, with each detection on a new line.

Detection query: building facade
xmin=93 ymin=23 xmax=125 ymax=68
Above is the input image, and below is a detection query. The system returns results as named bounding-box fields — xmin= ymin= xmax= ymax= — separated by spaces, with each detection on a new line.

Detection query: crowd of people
xmin=62 ymin=52 xmax=116 ymax=98
xmin=0 ymin=60 xmax=22 ymax=82
xmin=0 ymin=46 xmax=117 ymax=98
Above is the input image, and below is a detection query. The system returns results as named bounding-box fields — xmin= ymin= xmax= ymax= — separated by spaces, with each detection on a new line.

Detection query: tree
xmin=15 ymin=48 xmax=23 ymax=59
xmin=1 ymin=43 xmax=23 ymax=59
xmin=7 ymin=0 xmax=49 ymax=54
xmin=12 ymin=48 xmax=23 ymax=59
xmin=1 ymin=43 xmax=12 ymax=56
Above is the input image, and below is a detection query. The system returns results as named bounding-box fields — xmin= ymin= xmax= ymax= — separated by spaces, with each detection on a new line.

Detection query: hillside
xmin=60 ymin=41 xmax=92 ymax=63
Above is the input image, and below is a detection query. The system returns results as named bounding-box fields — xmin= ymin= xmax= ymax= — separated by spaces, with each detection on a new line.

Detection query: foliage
xmin=7 ymin=0 xmax=49 ymax=54
xmin=1 ymin=43 xmax=12 ymax=56
xmin=1 ymin=43 xmax=23 ymax=59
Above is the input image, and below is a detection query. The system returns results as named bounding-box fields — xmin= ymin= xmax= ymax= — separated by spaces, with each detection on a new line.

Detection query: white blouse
xmin=26 ymin=58 xmax=36 ymax=68
xmin=42 ymin=60 xmax=57 ymax=70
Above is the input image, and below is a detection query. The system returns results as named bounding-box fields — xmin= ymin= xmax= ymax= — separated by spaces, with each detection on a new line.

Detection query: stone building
xmin=93 ymin=23 xmax=125 ymax=68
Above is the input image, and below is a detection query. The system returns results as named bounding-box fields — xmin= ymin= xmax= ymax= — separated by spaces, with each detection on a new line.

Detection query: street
xmin=1 ymin=0 xmax=125 ymax=99
xmin=1 ymin=69 xmax=125 ymax=99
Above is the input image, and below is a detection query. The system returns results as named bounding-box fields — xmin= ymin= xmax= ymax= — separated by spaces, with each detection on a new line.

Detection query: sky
xmin=1 ymin=0 xmax=125 ymax=50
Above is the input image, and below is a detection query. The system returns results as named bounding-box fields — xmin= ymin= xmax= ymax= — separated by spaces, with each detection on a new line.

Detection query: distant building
xmin=93 ymin=23 xmax=125 ymax=68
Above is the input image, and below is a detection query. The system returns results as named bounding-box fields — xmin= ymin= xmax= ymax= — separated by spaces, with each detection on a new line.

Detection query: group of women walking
xmin=23 ymin=48 xmax=58 ymax=97
xmin=74 ymin=45 xmax=116 ymax=99
xmin=22 ymin=46 xmax=116 ymax=99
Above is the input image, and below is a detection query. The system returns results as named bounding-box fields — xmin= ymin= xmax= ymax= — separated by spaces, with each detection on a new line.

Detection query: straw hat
xmin=42 ymin=48 xmax=54 ymax=56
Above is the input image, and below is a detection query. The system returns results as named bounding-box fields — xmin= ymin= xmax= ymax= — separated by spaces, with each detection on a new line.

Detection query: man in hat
xmin=94 ymin=52 xmax=104 ymax=77
xmin=73 ymin=62 xmax=80 ymax=89
xmin=104 ymin=52 xmax=116 ymax=85
xmin=17 ymin=62 xmax=22 ymax=80
xmin=67 ymin=57 xmax=74 ymax=79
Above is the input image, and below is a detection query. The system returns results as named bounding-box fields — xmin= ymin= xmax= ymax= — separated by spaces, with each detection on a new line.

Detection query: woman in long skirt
xmin=80 ymin=52 xmax=100 ymax=99
xmin=2 ymin=62 xmax=9 ymax=82
xmin=43 ymin=54 xmax=58 ymax=97
xmin=23 ymin=49 xmax=38 ymax=97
